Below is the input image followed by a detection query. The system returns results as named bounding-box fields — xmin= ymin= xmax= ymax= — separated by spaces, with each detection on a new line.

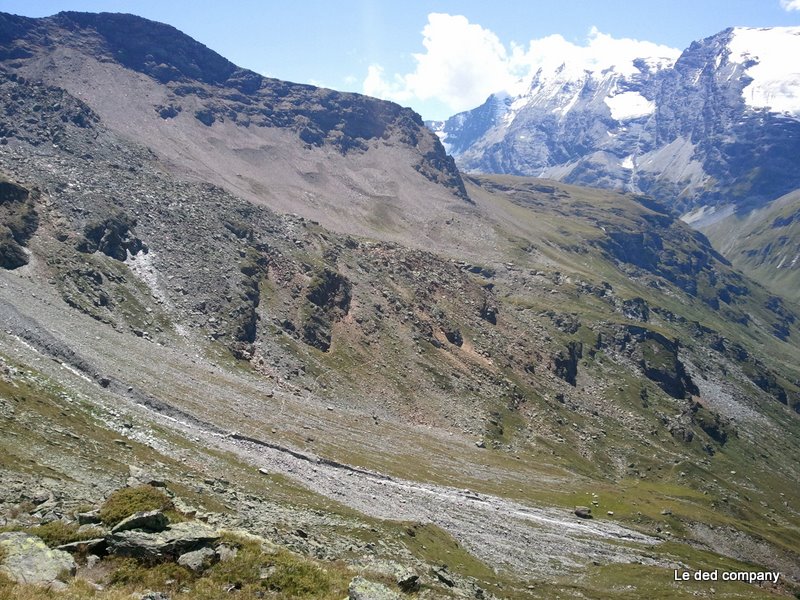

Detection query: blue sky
xmin=3 ymin=1 xmax=800 ymax=119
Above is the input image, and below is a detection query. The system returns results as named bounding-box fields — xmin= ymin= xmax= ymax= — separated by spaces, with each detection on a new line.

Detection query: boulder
xmin=395 ymin=566 xmax=420 ymax=592
xmin=432 ymin=565 xmax=455 ymax=587
xmin=348 ymin=576 xmax=403 ymax=600
xmin=177 ymin=546 xmax=217 ymax=573
xmin=111 ymin=510 xmax=169 ymax=534
xmin=574 ymin=506 xmax=593 ymax=519
xmin=107 ymin=521 xmax=220 ymax=561
xmin=0 ymin=531 xmax=77 ymax=585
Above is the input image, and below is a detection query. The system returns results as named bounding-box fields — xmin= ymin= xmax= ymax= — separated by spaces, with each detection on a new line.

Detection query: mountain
xmin=431 ymin=27 xmax=800 ymax=218
xmin=0 ymin=11 xmax=471 ymax=249
xmin=0 ymin=12 xmax=799 ymax=599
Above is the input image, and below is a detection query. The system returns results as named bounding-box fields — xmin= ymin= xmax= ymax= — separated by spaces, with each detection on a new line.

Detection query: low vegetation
xmin=99 ymin=485 xmax=175 ymax=527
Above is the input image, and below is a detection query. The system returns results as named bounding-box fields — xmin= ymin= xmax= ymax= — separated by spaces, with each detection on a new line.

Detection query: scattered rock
xmin=349 ymin=576 xmax=403 ymax=600
xmin=138 ymin=592 xmax=170 ymax=600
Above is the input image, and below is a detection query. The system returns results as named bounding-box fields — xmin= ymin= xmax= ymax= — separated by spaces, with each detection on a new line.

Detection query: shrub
xmin=99 ymin=485 xmax=173 ymax=527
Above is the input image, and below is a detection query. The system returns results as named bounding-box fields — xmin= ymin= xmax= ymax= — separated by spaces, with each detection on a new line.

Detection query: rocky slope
xmin=431 ymin=27 xmax=800 ymax=217
xmin=0 ymin=11 xmax=471 ymax=248
xmin=0 ymin=11 xmax=799 ymax=600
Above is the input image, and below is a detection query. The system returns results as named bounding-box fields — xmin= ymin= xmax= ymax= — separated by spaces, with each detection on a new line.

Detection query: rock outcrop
xmin=0 ymin=532 xmax=76 ymax=586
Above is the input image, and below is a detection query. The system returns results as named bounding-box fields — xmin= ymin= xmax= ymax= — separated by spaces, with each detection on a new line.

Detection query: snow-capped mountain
xmin=430 ymin=27 xmax=800 ymax=216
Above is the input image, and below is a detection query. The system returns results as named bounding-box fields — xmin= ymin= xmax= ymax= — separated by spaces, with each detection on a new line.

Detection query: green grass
xmin=0 ymin=521 xmax=104 ymax=547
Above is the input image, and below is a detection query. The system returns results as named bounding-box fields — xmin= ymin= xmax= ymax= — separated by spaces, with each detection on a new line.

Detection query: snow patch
xmin=621 ymin=155 xmax=634 ymax=169
xmin=605 ymin=91 xmax=655 ymax=120
xmin=728 ymin=27 xmax=800 ymax=116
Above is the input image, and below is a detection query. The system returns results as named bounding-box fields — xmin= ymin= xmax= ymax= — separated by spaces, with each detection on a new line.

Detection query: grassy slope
xmin=701 ymin=189 xmax=800 ymax=303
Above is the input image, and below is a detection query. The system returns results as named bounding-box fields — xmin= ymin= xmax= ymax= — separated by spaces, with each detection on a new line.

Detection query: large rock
xmin=106 ymin=521 xmax=220 ymax=561
xmin=0 ymin=532 xmax=77 ymax=585
xmin=177 ymin=546 xmax=218 ymax=573
xmin=395 ymin=566 xmax=420 ymax=592
xmin=348 ymin=576 xmax=403 ymax=600
xmin=111 ymin=510 xmax=169 ymax=534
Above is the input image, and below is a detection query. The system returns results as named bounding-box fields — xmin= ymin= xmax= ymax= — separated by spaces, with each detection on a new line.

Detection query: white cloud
xmin=363 ymin=13 xmax=518 ymax=114
xmin=363 ymin=14 xmax=679 ymax=118
xmin=515 ymin=27 xmax=679 ymax=78
xmin=781 ymin=0 xmax=800 ymax=11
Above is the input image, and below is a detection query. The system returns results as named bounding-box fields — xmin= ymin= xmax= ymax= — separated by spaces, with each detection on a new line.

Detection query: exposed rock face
xmin=605 ymin=326 xmax=698 ymax=399
xmin=552 ymin=341 xmax=583 ymax=386
xmin=637 ymin=332 xmax=698 ymax=399
xmin=0 ymin=11 xmax=469 ymax=205
xmin=0 ymin=532 xmax=77 ymax=585
xmin=301 ymin=268 xmax=352 ymax=351
xmin=106 ymin=521 xmax=220 ymax=562
xmin=0 ymin=178 xmax=37 ymax=269
xmin=76 ymin=212 xmax=147 ymax=261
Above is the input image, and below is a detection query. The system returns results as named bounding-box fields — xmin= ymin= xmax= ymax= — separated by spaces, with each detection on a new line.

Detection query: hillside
xmin=0 ymin=11 xmax=799 ymax=600
xmin=698 ymin=190 xmax=800 ymax=303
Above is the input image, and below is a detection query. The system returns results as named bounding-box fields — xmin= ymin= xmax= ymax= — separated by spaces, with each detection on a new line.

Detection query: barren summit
xmin=0 ymin=10 xmax=798 ymax=600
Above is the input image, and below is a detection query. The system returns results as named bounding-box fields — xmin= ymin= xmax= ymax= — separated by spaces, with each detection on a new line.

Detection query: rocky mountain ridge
xmin=430 ymin=26 xmax=800 ymax=217
xmin=0 ymin=11 xmax=471 ymax=248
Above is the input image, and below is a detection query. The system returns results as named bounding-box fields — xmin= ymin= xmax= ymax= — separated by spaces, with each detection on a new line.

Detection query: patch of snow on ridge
xmin=728 ymin=27 xmax=800 ymax=116
xmin=605 ymin=91 xmax=655 ymax=120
